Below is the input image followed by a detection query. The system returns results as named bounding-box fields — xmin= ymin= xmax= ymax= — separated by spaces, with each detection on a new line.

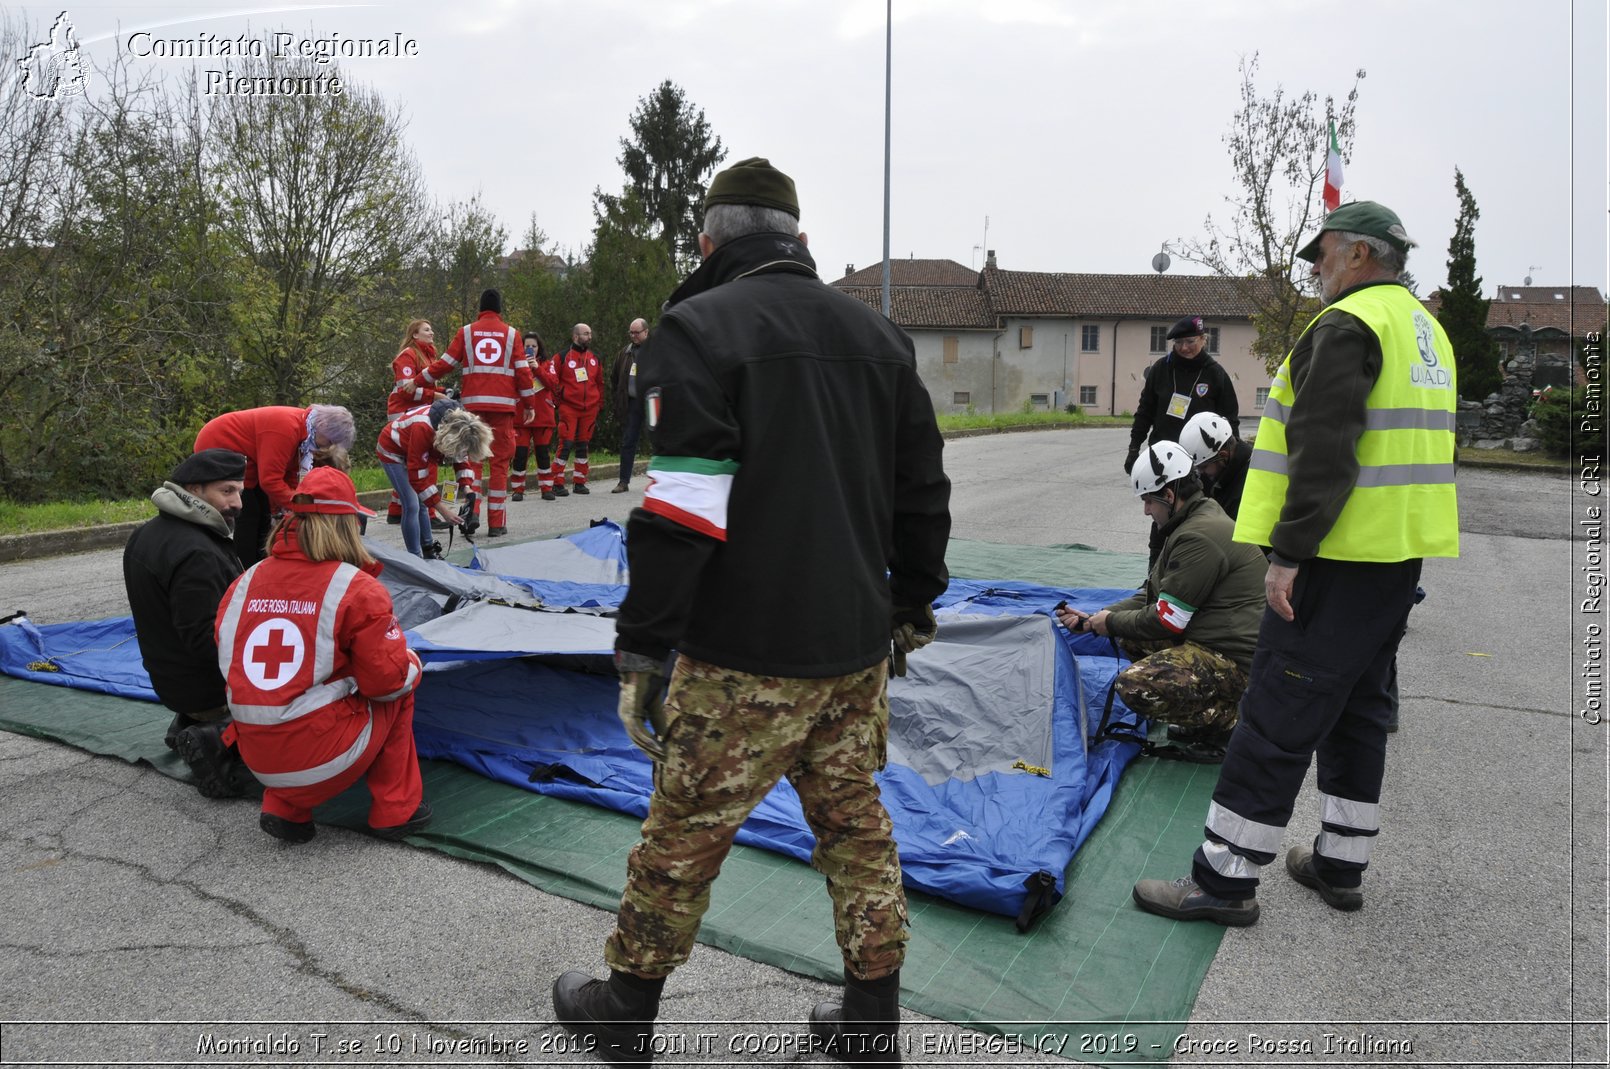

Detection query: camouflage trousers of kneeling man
xmin=1114 ymin=639 xmax=1247 ymax=732
xmin=605 ymin=656 xmax=907 ymax=983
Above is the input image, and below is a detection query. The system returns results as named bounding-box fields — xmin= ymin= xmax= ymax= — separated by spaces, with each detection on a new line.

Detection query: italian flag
xmin=1155 ymin=592 xmax=1196 ymax=634
xmin=1323 ymin=120 xmax=1343 ymax=213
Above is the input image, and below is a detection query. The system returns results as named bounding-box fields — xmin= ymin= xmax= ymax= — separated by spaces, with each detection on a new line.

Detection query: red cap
xmin=287 ymin=467 xmax=376 ymax=518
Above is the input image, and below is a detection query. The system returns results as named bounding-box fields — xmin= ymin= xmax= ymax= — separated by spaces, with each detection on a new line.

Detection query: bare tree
xmin=208 ymin=53 xmax=429 ymax=404
xmin=1179 ymin=54 xmax=1365 ymax=372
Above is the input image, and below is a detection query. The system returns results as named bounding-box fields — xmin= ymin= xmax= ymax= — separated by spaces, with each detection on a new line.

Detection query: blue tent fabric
xmin=0 ymin=524 xmax=1149 ymax=922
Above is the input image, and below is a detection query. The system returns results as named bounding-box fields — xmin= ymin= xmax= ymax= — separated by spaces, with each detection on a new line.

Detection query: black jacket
xmin=614 ymin=231 xmax=952 ymax=677
xmin=1205 ymin=438 xmax=1253 ymax=520
xmin=122 ymin=484 xmax=243 ymax=714
xmin=1128 ymin=350 xmax=1241 ymax=451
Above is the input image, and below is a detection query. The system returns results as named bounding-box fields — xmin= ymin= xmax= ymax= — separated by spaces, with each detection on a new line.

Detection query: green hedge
xmin=1530 ymin=386 xmax=1605 ymax=460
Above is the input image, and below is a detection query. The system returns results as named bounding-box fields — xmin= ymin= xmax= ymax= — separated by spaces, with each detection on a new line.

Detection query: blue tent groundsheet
xmin=0 ymin=523 xmax=1147 ymax=925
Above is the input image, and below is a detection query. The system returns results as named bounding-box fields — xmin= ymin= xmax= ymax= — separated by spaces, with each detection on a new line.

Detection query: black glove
xmin=1123 ymin=447 xmax=1141 ymax=474
xmin=616 ymin=651 xmax=670 ymax=760
xmin=890 ymin=604 xmax=938 ymax=678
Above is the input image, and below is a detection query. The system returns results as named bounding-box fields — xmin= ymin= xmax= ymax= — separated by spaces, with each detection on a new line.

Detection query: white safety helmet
xmin=1130 ymin=441 xmax=1195 ymax=497
xmin=1178 ymin=412 xmax=1234 ymax=467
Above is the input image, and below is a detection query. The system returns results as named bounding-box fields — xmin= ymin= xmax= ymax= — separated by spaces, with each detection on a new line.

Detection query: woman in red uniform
xmin=215 ymin=467 xmax=431 ymax=844
xmin=385 ymin=320 xmax=440 ymax=523
xmin=512 ymin=331 xmax=559 ymax=501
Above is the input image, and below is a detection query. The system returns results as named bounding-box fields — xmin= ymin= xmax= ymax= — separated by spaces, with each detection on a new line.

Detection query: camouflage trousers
xmin=1115 ymin=639 xmax=1248 ymax=732
xmin=605 ymin=656 xmax=907 ymax=982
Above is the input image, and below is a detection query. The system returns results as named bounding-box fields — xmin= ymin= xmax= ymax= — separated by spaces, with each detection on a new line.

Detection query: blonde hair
xmin=267 ymin=502 xmax=375 ymax=567
xmin=401 ymin=319 xmax=431 ymax=354
xmin=433 ymin=408 xmax=493 ymax=462
xmin=311 ymin=444 xmax=350 ymax=471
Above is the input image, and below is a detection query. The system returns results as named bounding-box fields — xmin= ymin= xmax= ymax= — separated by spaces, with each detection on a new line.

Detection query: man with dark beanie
xmin=417 ymin=289 xmax=536 ymax=536
xmin=122 ymin=449 xmax=257 ymax=798
xmin=552 ymin=157 xmax=951 ymax=1066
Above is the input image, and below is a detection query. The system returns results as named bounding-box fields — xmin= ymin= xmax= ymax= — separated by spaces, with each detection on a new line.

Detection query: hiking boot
xmin=553 ymin=484 xmax=570 ymax=497
xmin=386 ymin=514 xmax=402 ymax=525
xmin=541 ymin=489 xmax=556 ymax=501
xmin=809 ymin=970 xmax=902 ymax=1065
xmin=552 ymin=970 xmax=663 ymax=1067
xmin=573 ymin=484 xmax=590 ymax=495
xmin=370 ymin=802 xmax=433 ymax=841
xmin=511 ymin=492 xmax=524 ymax=502
xmin=163 ymin=713 xmax=195 ymax=752
xmin=611 ymin=483 xmax=629 ymax=494
xmin=1285 ymin=844 xmax=1364 ymax=911
xmin=487 ymin=526 xmax=507 ymax=537
xmin=174 ymin=721 xmax=250 ymax=799
xmin=260 ymin=812 xmax=315 ymax=843
xmin=1132 ymin=875 xmax=1259 ymax=926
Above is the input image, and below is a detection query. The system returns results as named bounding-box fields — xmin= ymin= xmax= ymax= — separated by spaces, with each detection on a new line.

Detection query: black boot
xmin=809 ymin=969 xmax=902 ymax=1065
xmin=163 ymin=713 xmax=198 ymax=752
xmin=174 ymin=720 xmax=254 ymax=799
xmin=552 ymin=969 xmax=663 ymax=1066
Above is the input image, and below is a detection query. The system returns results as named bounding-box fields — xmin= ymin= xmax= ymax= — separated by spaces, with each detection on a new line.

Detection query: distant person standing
xmin=1132 ymin=200 xmax=1458 ymax=926
xmin=549 ymin=323 xmax=604 ymax=496
xmin=385 ymin=319 xmax=440 ymax=525
xmin=416 ymin=290 xmax=536 ymax=537
xmin=552 ymin=157 xmax=951 ymax=1067
xmin=611 ymin=318 xmax=649 ymax=493
xmin=193 ymin=403 xmax=356 ymax=568
xmin=511 ymin=332 xmax=559 ymax=502
xmin=122 ymin=448 xmax=256 ymax=798
xmin=1127 ymin=317 xmax=1240 ymax=563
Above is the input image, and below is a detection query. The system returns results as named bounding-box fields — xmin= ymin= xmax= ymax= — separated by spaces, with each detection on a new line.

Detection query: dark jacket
xmin=1128 ymin=350 xmax=1240 ymax=451
xmin=1103 ymin=488 xmax=1266 ymax=671
xmin=614 ymin=231 xmax=952 ymax=678
xmin=612 ymin=341 xmax=643 ymax=417
xmin=122 ymin=484 xmax=243 ymax=714
xmin=1205 ymin=438 xmax=1253 ymax=520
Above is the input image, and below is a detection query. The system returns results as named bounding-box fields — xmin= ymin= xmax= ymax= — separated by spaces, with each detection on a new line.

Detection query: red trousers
xmin=256 ymin=695 xmax=423 ymax=829
xmin=476 ymin=411 xmax=516 ymax=527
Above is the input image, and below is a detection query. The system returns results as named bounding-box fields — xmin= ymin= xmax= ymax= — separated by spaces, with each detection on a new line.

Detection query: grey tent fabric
xmin=472 ymin=538 xmax=630 ymax=586
xmin=408 ymin=600 xmax=617 ymax=658
xmin=888 ymin=614 xmax=1059 ymax=786
xmin=365 ymin=540 xmax=543 ymax=630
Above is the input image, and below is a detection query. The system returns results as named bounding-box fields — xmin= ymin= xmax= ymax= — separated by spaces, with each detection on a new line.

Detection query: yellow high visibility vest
xmin=1234 ymin=284 xmax=1460 ymax=561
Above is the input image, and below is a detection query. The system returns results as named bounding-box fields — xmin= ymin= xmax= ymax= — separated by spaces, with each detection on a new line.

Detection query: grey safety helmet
xmin=1178 ymin=412 xmax=1235 ymax=467
xmin=1130 ymin=442 xmax=1195 ymax=497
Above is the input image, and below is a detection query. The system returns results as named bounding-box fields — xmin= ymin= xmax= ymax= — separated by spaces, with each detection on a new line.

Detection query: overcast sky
xmin=22 ymin=0 xmax=1609 ymax=303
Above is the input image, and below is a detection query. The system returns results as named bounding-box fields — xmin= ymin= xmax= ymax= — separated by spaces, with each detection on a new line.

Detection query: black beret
xmin=479 ymin=288 xmax=503 ymax=314
xmin=704 ymin=157 xmax=800 ymax=219
xmin=171 ymin=448 xmax=247 ymax=485
xmin=1166 ymin=316 xmax=1206 ymax=340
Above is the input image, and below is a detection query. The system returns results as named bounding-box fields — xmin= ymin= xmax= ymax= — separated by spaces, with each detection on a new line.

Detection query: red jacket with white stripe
xmin=215 ymin=541 xmax=421 ymax=790
xmin=525 ymin=355 xmax=558 ymax=429
xmin=388 ymin=343 xmax=440 ymax=416
xmin=193 ymin=405 xmax=309 ymax=512
xmin=374 ymin=406 xmax=478 ymax=506
xmin=421 ymin=312 xmax=535 ymax=416
xmin=553 ymin=345 xmax=604 ymax=412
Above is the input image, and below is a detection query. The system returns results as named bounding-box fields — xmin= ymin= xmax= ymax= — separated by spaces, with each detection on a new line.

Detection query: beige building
xmin=834 ymin=254 xmax=1274 ymax=421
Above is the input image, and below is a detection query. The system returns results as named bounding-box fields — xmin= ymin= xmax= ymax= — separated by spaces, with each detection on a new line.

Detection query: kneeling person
xmin=1056 ymin=442 xmax=1266 ymax=758
xmin=122 ymin=448 xmax=258 ymax=798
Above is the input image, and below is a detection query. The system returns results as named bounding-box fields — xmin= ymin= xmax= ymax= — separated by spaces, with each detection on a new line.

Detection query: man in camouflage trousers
xmin=1057 ymin=442 xmax=1265 ymax=760
xmin=552 ymin=158 xmax=951 ymax=1067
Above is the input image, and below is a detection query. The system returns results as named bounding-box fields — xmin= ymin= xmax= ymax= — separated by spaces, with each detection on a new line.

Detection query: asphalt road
xmin=0 ymin=427 xmax=1602 ymax=1067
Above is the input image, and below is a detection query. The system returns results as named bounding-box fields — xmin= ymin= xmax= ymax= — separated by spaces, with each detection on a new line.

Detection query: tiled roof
xmin=985 ymin=270 xmax=1270 ymax=318
xmin=1424 ymin=286 xmax=1607 ymax=335
xmin=833 ymin=259 xmax=981 ymax=287
xmin=837 ymin=285 xmax=996 ymax=329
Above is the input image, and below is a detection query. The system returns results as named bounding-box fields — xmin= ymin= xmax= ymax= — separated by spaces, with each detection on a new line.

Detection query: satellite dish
xmin=1523 ymin=275 xmax=1532 ymax=285
xmin=1152 ymin=252 xmax=1171 ymax=273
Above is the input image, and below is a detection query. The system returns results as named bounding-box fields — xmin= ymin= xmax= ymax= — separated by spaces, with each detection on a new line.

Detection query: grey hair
xmin=433 ymin=408 xmax=492 ymax=463
xmin=1333 ymin=230 xmax=1408 ymax=276
xmin=308 ymin=404 xmax=355 ymax=449
xmin=701 ymin=203 xmax=801 ymax=247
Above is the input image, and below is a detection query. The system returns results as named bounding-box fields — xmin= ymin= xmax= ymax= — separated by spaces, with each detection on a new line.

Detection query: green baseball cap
xmin=1297 ymin=200 xmax=1417 ymax=262
xmin=703 ymin=157 xmax=800 ymax=219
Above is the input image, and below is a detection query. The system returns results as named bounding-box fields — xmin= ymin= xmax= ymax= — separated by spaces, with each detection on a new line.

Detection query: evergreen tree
xmin=1437 ymin=168 xmax=1500 ymax=402
xmin=597 ymin=80 xmax=726 ymax=270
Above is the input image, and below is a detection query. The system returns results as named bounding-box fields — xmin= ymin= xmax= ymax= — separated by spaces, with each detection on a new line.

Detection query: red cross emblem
xmin=243 ymin=619 xmax=305 ymax=690
xmin=473 ymin=336 xmax=504 ymax=365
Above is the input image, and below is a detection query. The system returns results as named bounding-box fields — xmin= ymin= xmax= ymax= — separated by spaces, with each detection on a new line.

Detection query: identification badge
xmin=575 ymin=367 xmax=589 ymax=382
xmin=1166 ymin=392 xmax=1190 ymax=418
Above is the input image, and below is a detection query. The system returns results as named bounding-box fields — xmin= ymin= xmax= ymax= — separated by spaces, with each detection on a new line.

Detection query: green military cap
xmin=703 ymin=157 xmax=799 ymax=219
xmin=1297 ymin=200 xmax=1417 ymax=262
